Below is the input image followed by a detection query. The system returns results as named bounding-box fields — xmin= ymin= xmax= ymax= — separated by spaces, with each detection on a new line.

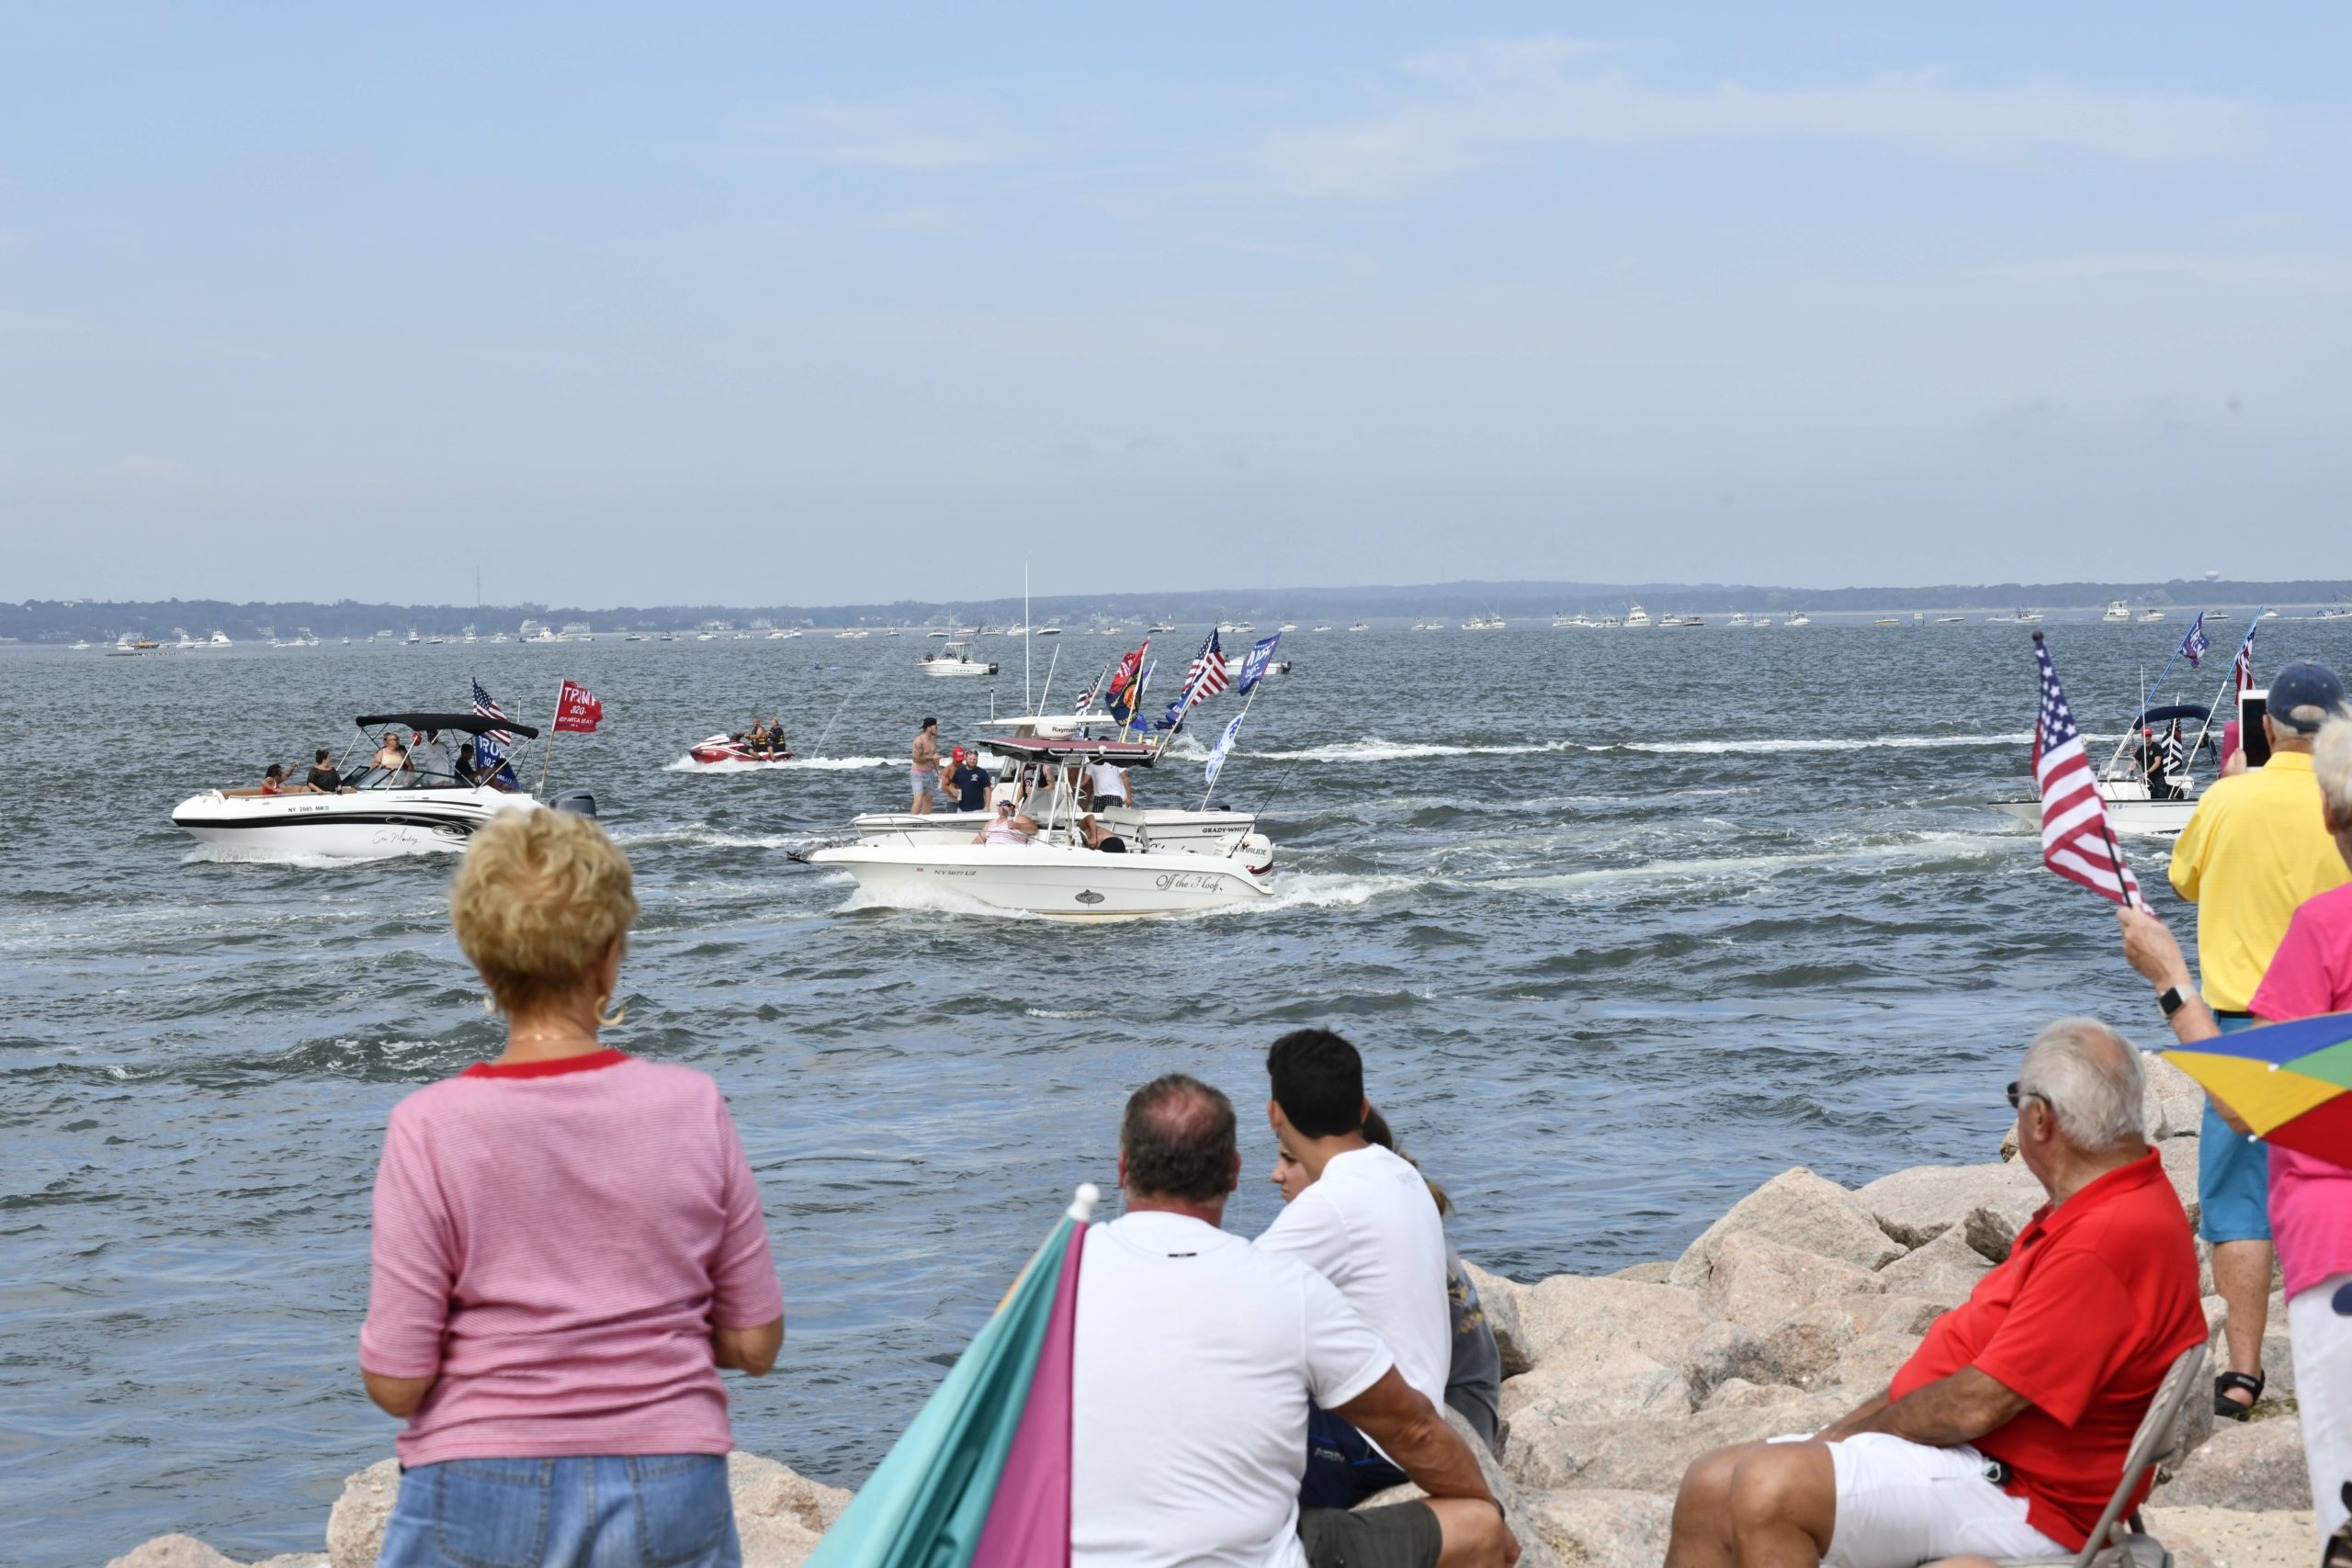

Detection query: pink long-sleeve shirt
xmin=359 ymin=1050 xmax=783 ymax=1466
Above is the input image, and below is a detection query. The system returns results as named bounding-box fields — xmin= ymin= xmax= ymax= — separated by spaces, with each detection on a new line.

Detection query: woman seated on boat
xmin=259 ymin=762 xmax=289 ymax=795
xmin=372 ymin=731 xmax=408 ymax=772
xmin=764 ymin=718 xmax=787 ymax=756
xmin=973 ymin=800 xmax=1039 ymax=846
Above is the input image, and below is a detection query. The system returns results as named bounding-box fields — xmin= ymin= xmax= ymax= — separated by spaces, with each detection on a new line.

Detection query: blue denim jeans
xmin=379 ymin=1455 xmax=741 ymax=1568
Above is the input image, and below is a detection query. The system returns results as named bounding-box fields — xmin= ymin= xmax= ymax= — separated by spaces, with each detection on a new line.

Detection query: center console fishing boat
xmin=171 ymin=712 xmax=594 ymax=859
xmin=808 ymin=737 xmax=1273 ymax=919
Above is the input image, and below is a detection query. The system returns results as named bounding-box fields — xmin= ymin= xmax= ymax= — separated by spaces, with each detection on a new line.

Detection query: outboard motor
xmin=549 ymin=788 xmax=599 ymax=818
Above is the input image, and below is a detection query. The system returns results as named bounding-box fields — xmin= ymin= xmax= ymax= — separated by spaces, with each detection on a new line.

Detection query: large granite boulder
xmin=1522 ymin=1488 xmax=1674 ymax=1567
xmin=2157 ymin=1134 xmax=2202 ymax=1231
xmin=1872 ymin=1225 xmax=1990 ymax=1309
xmin=1692 ymin=1233 xmax=1882 ymax=1333
xmin=1461 ymin=1260 xmax=1534 ymax=1376
xmin=1669 ymin=1169 xmax=1903 ymax=1288
xmin=1501 ymin=1390 xmax=1850 ymax=1493
xmin=2159 ymin=1417 xmax=2312 ymax=1512
xmin=1498 ymin=1347 xmax=1690 ymax=1424
xmin=1762 ymin=1292 xmax=1942 ymax=1388
xmin=730 ymin=1452 xmax=851 ymax=1568
xmin=103 ymin=1539 xmax=247 ymax=1568
xmin=2142 ymin=1053 xmax=2208 ymax=1140
xmin=1855 ymin=1162 xmax=2037 ymax=1249
xmin=1675 ymin=1320 xmax=1783 ymax=1404
xmin=1511 ymin=1274 xmax=1712 ymax=1377
xmin=1961 ymin=1179 xmax=2049 ymax=1263
xmin=2143 ymin=1505 xmax=2320 ymax=1568
xmin=327 ymin=1460 xmax=401 ymax=1568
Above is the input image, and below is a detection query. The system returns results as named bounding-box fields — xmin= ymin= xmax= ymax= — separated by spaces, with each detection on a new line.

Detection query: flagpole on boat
xmin=539 ymin=687 xmax=559 ymax=796
xmin=1201 ymin=681 xmax=1261 ymax=811
xmin=2185 ymin=609 xmax=2262 ymax=764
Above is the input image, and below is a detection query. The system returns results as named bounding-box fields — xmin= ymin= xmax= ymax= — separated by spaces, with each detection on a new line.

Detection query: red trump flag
xmin=554 ymin=680 xmax=604 ymax=734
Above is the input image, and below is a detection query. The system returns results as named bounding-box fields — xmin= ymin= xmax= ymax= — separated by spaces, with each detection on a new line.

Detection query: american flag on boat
xmin=2230 ymin=619 xmax=2259 ymax=697
xmin=1182 ymin=629 xmax=1230 ymax=704
xmin=471 ymin=680 xmax=514 ymax=744
xmin=2030 ymin=635 xmax=2142 ymax=908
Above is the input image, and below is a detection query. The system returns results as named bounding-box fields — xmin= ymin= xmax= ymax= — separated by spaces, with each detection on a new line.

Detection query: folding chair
xmin=1987 ymin=1342 xmax=2210 ymax=1568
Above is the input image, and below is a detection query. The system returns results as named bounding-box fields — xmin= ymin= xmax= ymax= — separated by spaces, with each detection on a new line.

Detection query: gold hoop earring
xmin=597 ymin=996 xmax=628 ymax=1030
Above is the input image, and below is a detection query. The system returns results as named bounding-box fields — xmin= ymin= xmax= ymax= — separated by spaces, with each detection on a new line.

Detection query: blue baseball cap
xmin=2267 ymin=660 xmax=2347 ymax=731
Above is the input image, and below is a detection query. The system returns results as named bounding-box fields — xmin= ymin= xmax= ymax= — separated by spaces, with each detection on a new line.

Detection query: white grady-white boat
xmin=814 ymin=739 xmax=1273 ymax=919
xmin=851 ymin=736 xmax=1262 ymax=859
xmin=171 ymin=712 xmax=594 ymax=860
xmin=920 ymin=639 xmax=999 ymax=678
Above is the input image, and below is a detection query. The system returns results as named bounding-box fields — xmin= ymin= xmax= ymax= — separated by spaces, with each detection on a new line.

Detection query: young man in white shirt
xmin=1255 ymin=1029 xmax=1455 ymax=1509
xmin=1072 ymin=1074 xmax=1516 ymax=1568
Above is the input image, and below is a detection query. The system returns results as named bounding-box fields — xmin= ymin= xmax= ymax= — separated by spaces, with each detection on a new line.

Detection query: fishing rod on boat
xmin=809 ymin=648 xmax=893 ymax=755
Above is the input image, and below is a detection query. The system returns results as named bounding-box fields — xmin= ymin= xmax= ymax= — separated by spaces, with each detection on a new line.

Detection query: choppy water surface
xmin=6 ymin=623 xmax=2340 ymax=1562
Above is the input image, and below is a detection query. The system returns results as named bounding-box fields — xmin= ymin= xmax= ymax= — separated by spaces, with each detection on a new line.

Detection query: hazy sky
xmin=5 ymin=6 xmax=2347 ymax=606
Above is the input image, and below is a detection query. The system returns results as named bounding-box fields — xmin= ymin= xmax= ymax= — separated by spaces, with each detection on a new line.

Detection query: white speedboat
xmin=920 ymin=640 xmax=999 ymax=678
xmin=1623 ymin=604 xmax=1653 ymax=628
xmin=1784 ymin=614 xmax=1811 ymax=627
xmin=2103 ymin=599 xmax=2132 ymax=623
xmin=1348 ymin=622 xmax=1369 ymax=632
xmin=814 ymin=739 xmax=1273 ymax=919
xmin=1462 ymin=614 xmax=1505 ymax=630
xmin=852 ymin=736 xmax=1261 ymax=858
xmin=172 ymin=712 xmax=590 ymax=860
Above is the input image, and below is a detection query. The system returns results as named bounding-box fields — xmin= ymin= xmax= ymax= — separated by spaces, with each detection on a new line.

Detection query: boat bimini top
xmin=354 ymin=712 xmax=543 ymax=739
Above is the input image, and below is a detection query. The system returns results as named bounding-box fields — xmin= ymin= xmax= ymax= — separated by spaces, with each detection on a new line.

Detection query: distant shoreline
xmin=8 ymin=583 xmax=2350 ymax=648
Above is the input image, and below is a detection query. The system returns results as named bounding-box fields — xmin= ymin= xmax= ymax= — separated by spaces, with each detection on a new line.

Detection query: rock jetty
xmin=105 ymin=1055 xmax=2314 ymax=1568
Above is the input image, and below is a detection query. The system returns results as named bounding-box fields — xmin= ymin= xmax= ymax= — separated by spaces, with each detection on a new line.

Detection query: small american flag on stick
xmin=2031 ymin=633 xmax=2142 ymax=908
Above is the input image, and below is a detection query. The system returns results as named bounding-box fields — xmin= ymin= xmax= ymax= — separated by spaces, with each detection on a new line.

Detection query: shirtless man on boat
xmin=910 ymin=717 xmax=942 ymax=816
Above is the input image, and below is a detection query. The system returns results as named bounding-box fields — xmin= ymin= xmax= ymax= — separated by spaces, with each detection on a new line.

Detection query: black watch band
xmin=2158 ymin=985 xmax=2188 ymax=1019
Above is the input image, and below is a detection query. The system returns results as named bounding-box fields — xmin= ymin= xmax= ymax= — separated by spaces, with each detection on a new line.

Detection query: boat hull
xmin=806 ymin=841 xmax=1272 ymax=919
xmin=171 ymin=787 xmax=540 ymax=858
xmin=849 ymin=805 xmax=1259 ymax=857
xmin=1992 ymin=794 xmax=2197 ymax=839
xmin=919 ymin=660 xmax=998 ymax=677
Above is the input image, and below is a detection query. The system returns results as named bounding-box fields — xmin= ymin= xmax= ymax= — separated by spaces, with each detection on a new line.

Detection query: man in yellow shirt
xmin=2169 ymin=658 xmax=2350 ymax=1417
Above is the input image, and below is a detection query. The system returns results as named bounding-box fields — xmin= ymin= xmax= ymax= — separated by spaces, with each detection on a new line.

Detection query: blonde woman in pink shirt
xmin=360 ymin=810 xmax=784 ymax=1568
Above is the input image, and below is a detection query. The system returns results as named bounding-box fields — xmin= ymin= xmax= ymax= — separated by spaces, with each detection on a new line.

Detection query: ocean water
xmin=3 ymin=620 xmax=2334 ymax=1563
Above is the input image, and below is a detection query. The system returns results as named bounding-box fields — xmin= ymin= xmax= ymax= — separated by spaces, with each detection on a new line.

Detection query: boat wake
xmin=663 ymin=754 xmax=896 ymax=773
xmin=1256 ymin=733 xmax=2036 ymax=763
xmin=1494 ymin=830 xmax=2013 ymax=896
xmin=608 ymin=828 xmax=820 ymax=852
xmin=179 ymin=841 xmax=456 ymax=868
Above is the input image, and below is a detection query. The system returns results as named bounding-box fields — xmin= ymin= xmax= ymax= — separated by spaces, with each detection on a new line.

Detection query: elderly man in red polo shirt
xmin=1664 ymin=1018 xmax=2205 ymax=1568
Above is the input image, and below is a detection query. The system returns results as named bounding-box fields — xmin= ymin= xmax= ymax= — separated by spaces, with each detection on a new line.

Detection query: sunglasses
xmin=2005 ymin=1080 xmax=2048 ymax=1111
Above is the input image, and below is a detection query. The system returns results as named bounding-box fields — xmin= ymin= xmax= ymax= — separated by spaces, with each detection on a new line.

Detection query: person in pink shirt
xmin=2120 ymin=712 xmax=2352 ymax=1551
xmin=360 ymin=810 xmax=784 ymax=1568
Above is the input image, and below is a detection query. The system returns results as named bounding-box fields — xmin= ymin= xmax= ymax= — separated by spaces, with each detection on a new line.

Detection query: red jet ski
xmin=689 ymin=733 xmax=795 ymax=764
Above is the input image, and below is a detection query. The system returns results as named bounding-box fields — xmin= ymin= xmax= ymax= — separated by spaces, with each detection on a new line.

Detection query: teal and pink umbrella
xmin=807 ymin=1184 xmax=1099 ymax=1567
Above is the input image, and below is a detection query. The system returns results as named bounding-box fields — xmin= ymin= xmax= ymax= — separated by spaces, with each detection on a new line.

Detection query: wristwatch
xmin=2157 ymin=985 xmax=2188 ymax=1019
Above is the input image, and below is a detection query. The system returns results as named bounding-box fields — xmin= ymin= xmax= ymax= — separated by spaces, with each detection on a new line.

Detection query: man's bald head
xmin=1120 ymin=1074 xmax=1239 ymax=1203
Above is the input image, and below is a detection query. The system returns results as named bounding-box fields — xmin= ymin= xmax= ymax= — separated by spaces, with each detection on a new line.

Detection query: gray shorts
xmin=1298 ymin=1501 xmax=1441 ymax=1568
xmin=910 ymin=767 xmax=935 ymax=796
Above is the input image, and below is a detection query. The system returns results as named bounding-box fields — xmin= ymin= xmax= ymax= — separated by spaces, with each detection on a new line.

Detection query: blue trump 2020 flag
xmin=1236 ymin=632 xmax=1282 ymax=694
xmin=1204 ymin=712 xmax=1247 ymax=792
xmin=2177 ymin=612 xmax=2211 ymax=670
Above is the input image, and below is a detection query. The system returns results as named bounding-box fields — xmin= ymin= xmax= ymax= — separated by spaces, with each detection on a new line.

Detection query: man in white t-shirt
xmin=1255 ymin=1028 xmax=1454 ymax=1509
xmin=1087 ymin=757 xmax=1131 ymax=808
xmin=1072 ymin=1074 xmax=1517 ymax=1568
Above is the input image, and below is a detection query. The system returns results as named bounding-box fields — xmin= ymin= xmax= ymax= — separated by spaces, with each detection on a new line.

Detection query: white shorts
xmin=2290 ymin=1271 xmax=2352 ymax=1541
xmin=1818 ymin=1434 xmax=2070 ymax=1567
